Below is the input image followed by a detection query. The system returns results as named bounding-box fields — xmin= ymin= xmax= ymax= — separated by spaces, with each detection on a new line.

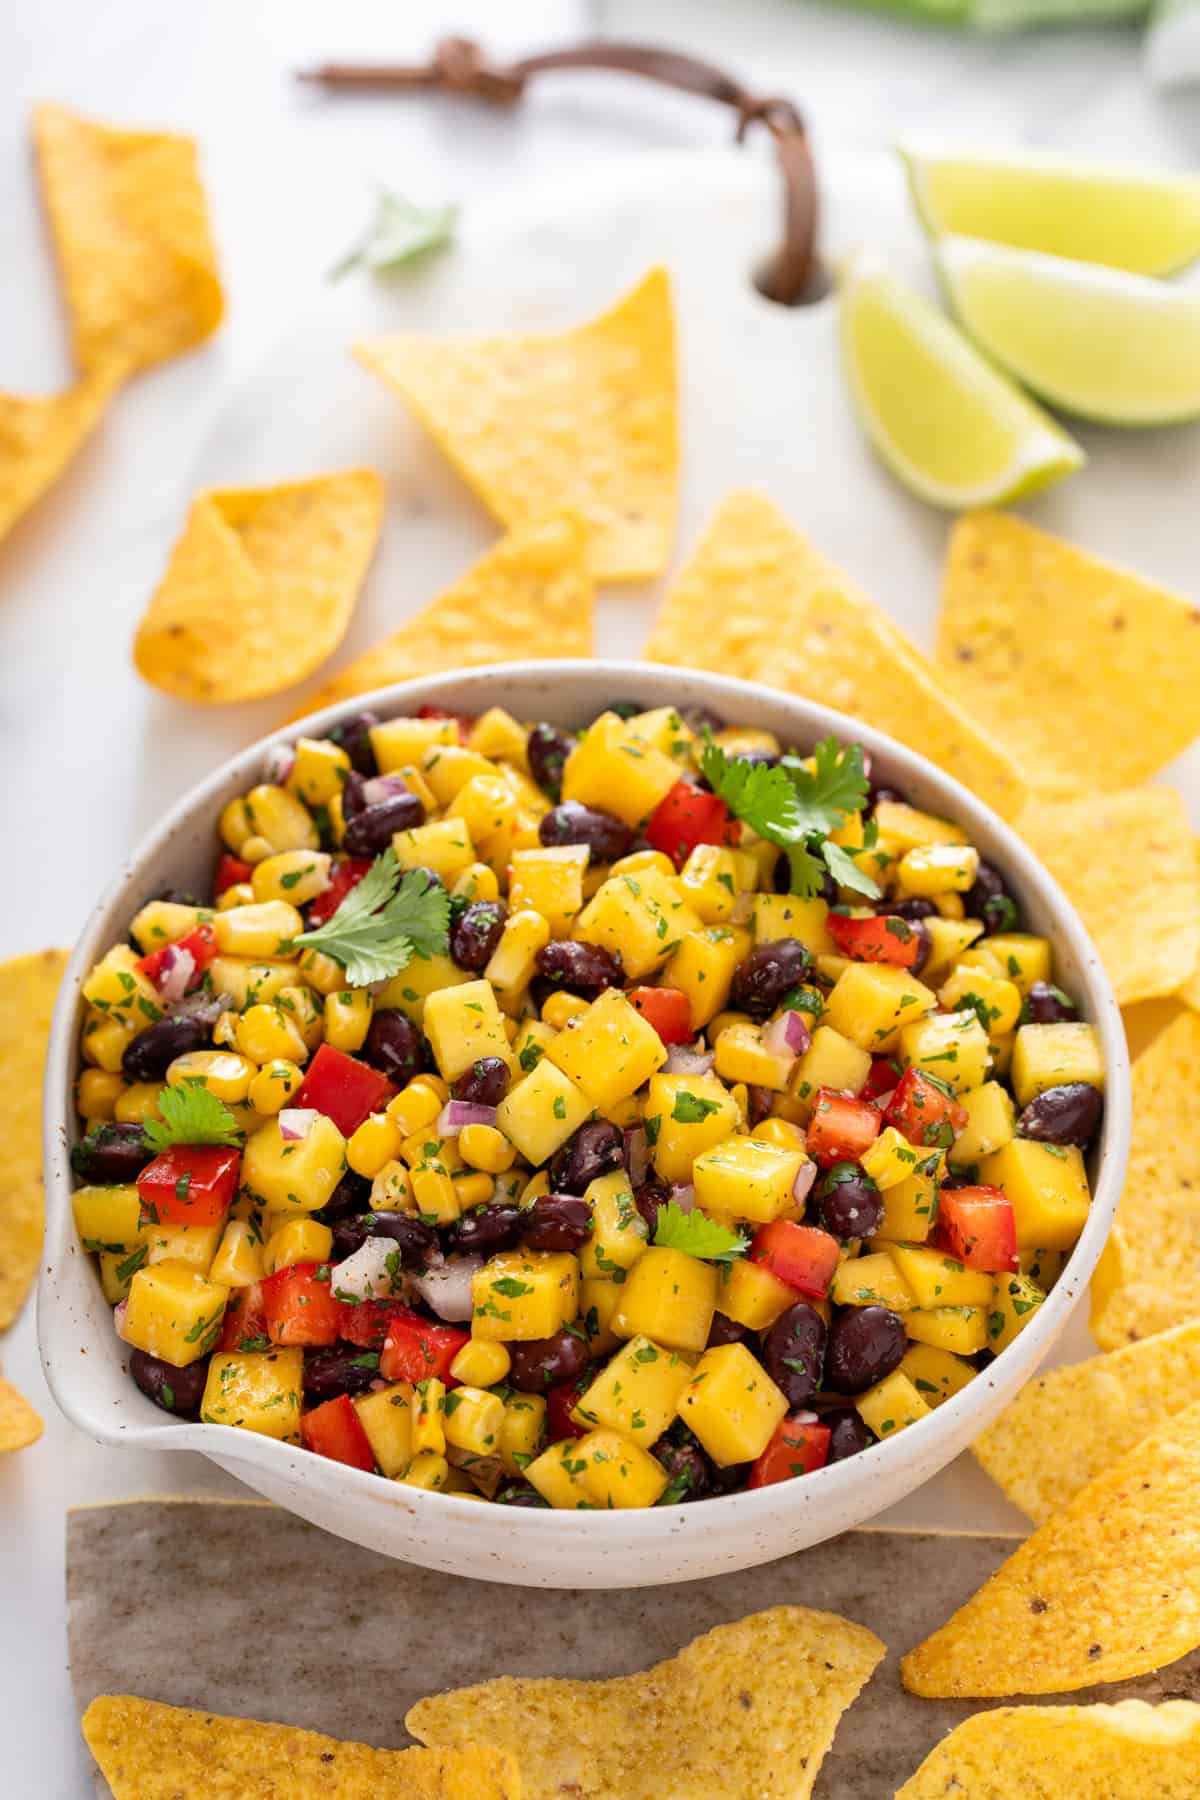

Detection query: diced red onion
xmin=156 ymin=944 xmax=195 ymax=1004
xmin=871 ymin=1089 xmax=896 ymax=1114
xmin=623 ymin=1126 xmax=649 ymax=1187
xmin=793 ymin=1408 xmax=819 ymax=1426
xmin=279 ymin=1107 xmax=320 ymax=1143
xmin=263 ymin=743 xmax=296 ymax=785
xmin=669 ymin=1183 xmax=697 ymax=1214
xmin=763 ymin=1010 xmax=811 ymax=1061
xmin=113 ymin=1300 xmax=129 ymax=1342
xmin=362 ymin=773 xmax=413 ymax=807
xmin=411 ymin=1256 xmax=482 ymax=1322
xmin=730 ymin=891 xmax=755 ymax=925
xmin=663 ymin=1045 xmax=715 ymax=1077
xmin=793 ymin=1161 xmax=817 ymax=1206
xmin=329 ymin=1238 xmax=404 ymax=1302
xmin=436 ymin=1101 xmax=498 ymax=1137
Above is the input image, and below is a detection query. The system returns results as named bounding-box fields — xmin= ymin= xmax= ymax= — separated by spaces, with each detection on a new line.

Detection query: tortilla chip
xmin=408 ymin=1605 xmax=884 ymax=1800
xmin=354 ymin=269 xmax=677 ymax=582
xmin=902 ymin=1397 xmax=1200 ymax=1697
xmin=1175 ymin=839 xmax=1200 ymax=1011
xmin=81 ymin=1696 xmax=520 ymax=1799
xmin=134 ymin=471 xmax=385 ymax=703
xmin=973 ymin=1321 xmax=1200 ymax=1524
xmin=291 ymin=515 xmax=594 ymax=721
xmin=0 ymin=949 xmax=68 ymax=1330
xmin=0 ymin=1378 xmax=43 ymax=1452
xmin=1017 ymin=785 xmax=1198 ymax=1005
xmin=896 ymin=1699 xmax=1200 ymax=1798
xmin=643 ymin=492 xmax=1024 ymax=820
xmin=1091 ymin=1009 xmax=1200 ymax=1350
xmin=936 ymin=511 xmax=1200 ymax=798
xmin=34 ymin=103 xmax=223 ymax=372
xmin=1123 ymin=996 xmax=1185 ymax=1064
xmin=0 ymin=357 xmax=126 ymax=546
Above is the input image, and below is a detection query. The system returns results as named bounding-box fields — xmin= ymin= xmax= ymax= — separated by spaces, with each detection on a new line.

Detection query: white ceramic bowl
xmin=41 ymin=661 xmax=1129 ymax=1588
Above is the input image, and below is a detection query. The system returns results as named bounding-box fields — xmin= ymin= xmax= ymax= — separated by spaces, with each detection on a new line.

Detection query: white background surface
xmin=3 ymin=3 xmax=1200 ymax=1792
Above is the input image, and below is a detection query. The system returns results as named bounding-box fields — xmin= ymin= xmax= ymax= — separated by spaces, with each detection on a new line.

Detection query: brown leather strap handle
xmin=298 ymin=36 xmax=821 ymax=306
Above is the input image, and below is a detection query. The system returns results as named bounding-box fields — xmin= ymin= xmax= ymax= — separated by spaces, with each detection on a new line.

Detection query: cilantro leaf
xmin=143 ymin=1082 xmax=243 ymax=1153
xmin=331 ymin=190 xmax=457 ymax=281
xmin=652 ymin=1201 xmax=749 ymax=1264
xmin=821 ymin=837 xmax=882 ymax=900
xmin=700 ymin=741 xmax=803 ymax=844
xmin=780 ymin=736 xmax=869 ymax=838
xmin=294 ymin=849 xmax=450 ymax=987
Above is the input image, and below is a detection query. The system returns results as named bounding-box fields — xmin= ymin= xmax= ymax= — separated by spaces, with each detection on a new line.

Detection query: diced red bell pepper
xmin=136 ymin=1145 xmax=241 ymax=1229
xmin=806 ymin=1089 xmax=881 ymax=1169
xmin=135 ymin=921 xmax=218 ymax=993
xmin=215 ymin=854 xmax=253 ymax=895
xmin=749 ymin=1414 xmax=831 ymax=1488
xmin=546 ymin=1371 xmax=591 ymax=1442
xmin=291 ymin=1043 xmax=394 ymax=1138
xmin=861 ymin=1056 xmax=902 ymax=1106
xmin=417 ymin=703 xmax=473 ymax=743
xmin=935 ymin=1184 xmax=1018 ymax=1273
xmin=749 ymin=1220 xmax=841 ymax=1300
xmin=301 ymin=1393 xmax=376 ymax=1473
xmin=884 ymin=1067 xmax=969 ymax=1149
xmin=627 ymin=986 xmax=694 ymax=1045
xmin=305 ymin=857 xmax=372 ymax=928
xmin=645 ymin=780 xmax=739 ymax=869
xmin=338 ymin=1297 xmax=409 ymax=1348
xmin=262 ymin=1261 xmax=343 ymax=1347
xmin=827 ymin=911 xmax=924 ymax=969
xmin=379 ymin=1308 xmax=469 ymax=1385
xmin=217 ymin=1280 xmax=271 ymax=1354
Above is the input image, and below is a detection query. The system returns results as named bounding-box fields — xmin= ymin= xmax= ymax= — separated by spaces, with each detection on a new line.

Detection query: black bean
xmin=519 ymin=1193 xmax=593 ymax=1253
xmin=731 ymin=939 xmax=814 ymax=1019
xmin=885 ymin=897 xmax=937 ymax=922
xmin=329 ymin=710 xmax=379 ymax=777
xmin=1022 ymin=981 xmax=1080 ymax=1025
xmin=536 ymin=939 xmax=625 ymax=997
xmin=966 ymin=861 xmax=1020 ymax=935
xmin=761 ymin=1303 xmax=827 ymax=1407
xmin=363 ymin=1009 xmax=424 ymax=1085
xmin=747 ymin=1084 xmax=775 ymax=1128
xmin=314 ymin=1171 xmax=373 ymax=1224
xmin=815 ymin=1163 xmax=884 ymax=1239
xmin=706 ymin=1310 xmax=756 ymax=1350
xmin=527 ymin=722 xmax=577 ymax=802
xmin=331 ymin=1212 xmax=438 ymax=1268
xmin=826 ymin=1306 xmax=907 ymax=1395
xmin=71 ymin=1122 xmax=151 ymax=1184
xmin=910 ymin=921 xmax=932 ymax=977
xmin=129 ymin=1349 xmax=208 ymax=1418
xmin=508 ymin=1329 xmax=590 ymax=1394
xmin=709 ymin=1460 xmax=755 ymax=1494
xmin=633 ymin=1180 xmax=670 ymax=1238
xmin=680 ymin=704 xmax=726 ymax=737
xmin=303 ymin=1347 xmax=384 ymax=1402
xmin=450 ymin=1203 xmax=523 ymax=1258
xmin=549 ymin=1120 xmax=624 ymax=1196
xmin=343 ymin=790 xmax=425 ymax=857
xmin=824 ymin=1407 xmax=876 ymax=1462
xmin=453 ymin=1056 xmax=510 ymax=1107
xmin=1017 ymin=1082 xmax=1103 ymax=1148
xmin=654 ymin=1437 xmax=714 ymax=1502
xmin=121 ymin=1006 xmax=219 ymax=1083
xmin=341 ymin=770 xmax=369 ymax=818
xmin=157 ymin=887 xmax=205 ymax=908
xmin=539 ymin=800 xmax=633 ymax=863
xmin=450 ymin=900 xmax=506 ymax=973
xmin=495 ymin=1484 xmax=550 ymax=1507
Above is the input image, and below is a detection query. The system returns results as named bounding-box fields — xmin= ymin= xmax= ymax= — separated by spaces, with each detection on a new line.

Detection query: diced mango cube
xmin=693 ymin=1134 xmax=806 ymax=1225
xmin=950 ymin=1081 xmax=1016 ymax=1169
xmin=562 ymin=711 xmax=680 ymax=827
xmin=665 ymin=925 xmax=750 ymax=1029
xmin=374 ymin=953 xmax=470 ymax=1022
xmin=896 ymin=843 xmax=979 ymax=896
xmin=1010 ymin=1021 xmax=1104 ymax=1108
xmin=855 ymin=1369 xmax=930 ymax=1439
xmin=899 ymin=1008 xmax=992 ymax=1093
xmin=713 ymin=1020 xmax=794 ymax=1092
xmin=496 ymin=1059 xmax=591 ymax=1166
xmin=123 ymin=1261 xmax=228 ymax=1367
xmin=546 ymin=988 xmax=667 ymax=1111
xmin=470 ymin=1251 xmax=579 ymax=1342
xmin=677 ymin=1342 xmax=788 ymax=1466
xmin=82 ymin=944 xmax=163 ymax=1030
xmin=715 ymin=1256 xmax=795 ymax=1331
xmin=572 ymin=1429 xmax=670 ymax=1508
xmin=572 ymin=1336 xmax=694 ymax=1447
xmin=141 ymin=1219 xmax=223 ymax=1274
xmin=612 ymin=1247 xmax=718 ymax=1353
xmin=72 ymin=1183 xmax=142 ymax=1251
xmin=423 ymin=979 xmax=513 ymax=1082
xmin=678 ymin=844 xmax=757 ymax=924
xmin=830 ymin=1250 xmax=916 ymax=1312
xmin=241 ymin=1114 xmax=347 ymax=1213
xmin=979 ymin=1138 xmax=1091 ymax=1249
xmin=873 ymin=800 xmax=966 ymax=850
xmin=353 ymin=1382 xmax=413 ymax=1476
xmin=573 ymin=868 xmax=702 ymax=982
xmin=899 ymin=1342 xmax=977 ymax=1409
xmin=525 ymin=1439 xmax=590 ymax=1509
xmin=888 ymin=1242 xmax=994 ymax=1308
xmin=579 ymin=1171 xmax=649 ymax=1281
xmin=921 ymin=918 xmax=986 ymax=987
xmin=201 ymin=1348 xmax=303 ymax=1440
xmin=824 ymin=963 xmax=937 ymax=1053
xmin=643 ymin=1072 xmax=740 ymax=1185
xmin=985 ymin=934 xmax=1052 ymax=994
xmin=750 ymin=893 xmax=835 ymax=955
xmin=498 ymin=1392 xmax=547 ymax=1478
xmin=938 ymin=968 xmax=1022 ymax=1037
xmin=128 ymin=899 xmax=209 ymax=954
xmin=905 ymin=1305 xmax=988 ymax=1355
xmin=988 ymin=1272 xmax=1047 ymax=1352
xmin=370 ymin=716 xmax=457 ymax=773
xmin=875 ymin=1155 xmax=943 ymax=1244
xmin=508 ymin=845 xmax=589 ymax=936
xmin=860 ymin=1126 xmax=926 ymax=1190
xmin=789 ymin=1026 xmax=873 ymax=1118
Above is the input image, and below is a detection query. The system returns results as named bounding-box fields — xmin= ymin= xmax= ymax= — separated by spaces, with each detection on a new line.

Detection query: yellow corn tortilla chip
xmin=408 ymin=1605 xmax=884 ymax=1800
xmin=0 ymin=357 xmax=126 ymax=546
xmin=0 ymin=948 xmax=68 ymax=1330
xmin=973 ymin=1321 xmax=1200 ymax=1524
xmin=1123 ymin=996 xmax=1185 ymax=1064
xmin=936 ymin=511 xmax=1200 ymax=798
xmin=81 ymin=1696 xmax=521 ymax=1799
xmin=354 ymin=269 xmax=677 ymax=583
xmin=134 ymin=471 xmax=386 ymax=704
xmin=1092 ymin=1009 xmax=1200 ymax=1350
xmin=0 ymin=1378 xmax=43 ymax=1452
xmin=643 ymin=492 xmax=1024 ymax=819
xmin=1175 ymin=838 xmax=1200 ymax=1010
xmin=1017 ymin=785 xmax=1198 ymax=1005
xmin=902 ymin=1396 xmax=1200 ymax=1697
xmin=291 ymin=515 xmax=594 ymax=721
xmin=34 ymin=103 xmax=223 ymax=373
xmin=896 ymin=1699 xmax=1200 ymax=1798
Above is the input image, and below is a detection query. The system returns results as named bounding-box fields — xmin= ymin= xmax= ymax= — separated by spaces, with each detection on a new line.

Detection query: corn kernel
xmin=220 ymin=795 xmax=255 ymax=853
xmin=247 ymin=1059 xmax=304 ymax=1115
xmin=114 ymin=1082 xmax=165 ymax=1125
xmin=443 ymin=1385 xmax=506 ymax=1457
xmin=76 ymin=1069 xmax=125 ymax=1121
xmin=212 ymin=1009 xmax=240 ymax=1050
xmin=244 ymin=783 xmax=319 ymax=854
xmin=397 ymin=763 xmax=437 ymax=814
xmin=386 ymin=1078 xmax=444 ymax=1137
xmin=458 ymin=1123 xmax=516 ymax=1174
xmin=212 ymin=900 xmax=303 ymax=961
xmin=610 ymin=848 xmax=676 ymax=880
xmin=235 ymin=1003 xmax=309 ymax=1066
xmin=369 ymin=1159 xmax=414 ymax=1212
xmin=348 ymin=1112 xmax=404 ymax=1179
xmin=451 ymin=861 xmax=500 ymax=903
xmin=80 ymin=1010 xmax=137 ymax=1072
xmin=935 ymin=893 xmax=966 ymax=919
xmin=286 ymin=736 xmax=351 ymax=806
xmin=897 ymin=843 xmax=980 ymax=898
xmin=166 ymin=1050 xmax=256 ymax=1103
xmin=251 ymin=849 xmax=332 ymax=907
xmin=217 ymin=882 xmax=255 ymax=912
xmin=263 ymin=1216 xmax=333 ymax=1275
xmin=296 ymin=947 xmax=346 ymax=996
xmin=210 ymin=1219 xmax=266 ymax=1288
xmin=276 ymin=985 xmax=323 ymax=1050
xmin=397 ymin=1450 xmax=449 ymax=1490
xmin=520 ymin=1169 xmax=551 ymax=1207
xmin=751 ymin=1118 xmax=808 ymax=1153
xmin=411 ymin=1165 xmax=460 ymax=1224
xmin=541 ymin=991 xmax=590 ymax=1030
xmin=484 ymin=909 xmax=551 ymax=1001
xmin=412 ymin=1378 xmax=447 ymax=1455
xmin=453 ymin=1171 xmax=495 ymax=1210
xmin=448 ymin=1339 xmax=511 ymax=1387
xmin=324 ymin=988 xmax=373 ymax=1053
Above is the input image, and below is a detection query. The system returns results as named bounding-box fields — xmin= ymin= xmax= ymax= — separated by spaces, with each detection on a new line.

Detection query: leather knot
xmin=434 ymin=37 xmax=525 ymax=105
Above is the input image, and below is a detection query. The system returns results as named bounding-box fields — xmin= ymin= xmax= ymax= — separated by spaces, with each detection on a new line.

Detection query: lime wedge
xmin=937 ymin=236 xmax=1200 ymax=427
xmin=902 ymin=142 xmax=1200 ymax=277
xmin=839 ymin=258 xmax=1084 ymax=510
